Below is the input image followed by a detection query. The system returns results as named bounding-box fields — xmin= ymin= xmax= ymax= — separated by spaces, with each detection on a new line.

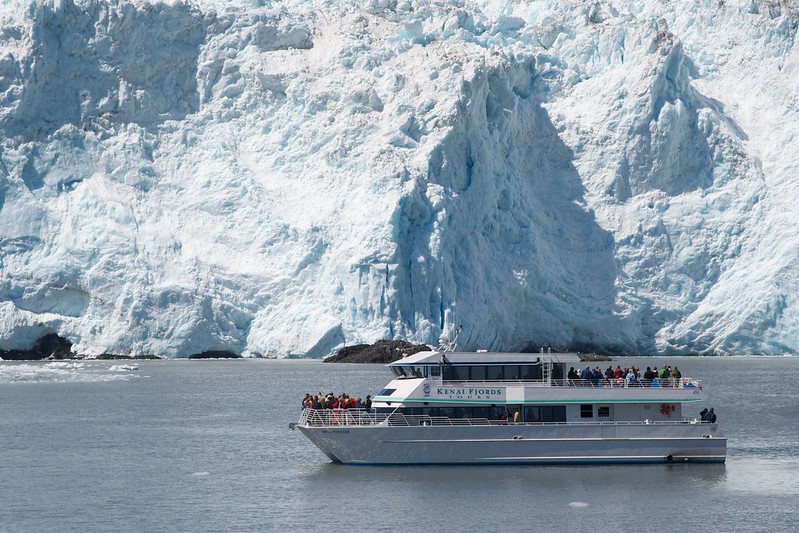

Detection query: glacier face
xmin=0 ymin=0 xmax=797 ymax=357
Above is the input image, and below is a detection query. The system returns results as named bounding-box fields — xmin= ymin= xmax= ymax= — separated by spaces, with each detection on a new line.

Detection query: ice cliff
xmin=0 ymin=0 xmax=797 ymax=357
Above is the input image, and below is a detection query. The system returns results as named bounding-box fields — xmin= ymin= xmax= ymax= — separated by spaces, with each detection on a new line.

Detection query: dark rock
xmin=188 ymin=350 xmax=241 ymax=359
xmin=93 ymin=353 xmax=161 ymax=360
xmin=0 ymin=333 xmax=164 ymax=360
xmin=577 ymin=353 xmax=613 ymax=362
xmin=0 ymin=333 xmax=73 ymax=360
xmin=325 ymin=340 xmax=431 ymax=363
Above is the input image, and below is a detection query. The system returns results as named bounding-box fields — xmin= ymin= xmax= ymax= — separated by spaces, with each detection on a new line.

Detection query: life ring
xmin=660 ymin=404 xmax=673 ymax=416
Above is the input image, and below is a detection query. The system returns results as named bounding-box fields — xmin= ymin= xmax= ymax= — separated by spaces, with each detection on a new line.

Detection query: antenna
xmin=438 ymin=325 xmax=461 ymax=352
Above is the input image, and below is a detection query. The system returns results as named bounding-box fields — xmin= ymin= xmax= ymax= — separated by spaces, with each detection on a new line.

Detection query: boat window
xmin=378 ymin=388 xmax=396 ymax=396
xmin=469 ymin=407 xmax=489 ymax=419
xmin=486 ymin=365 xmax=503 ymax=380
xmin=429 ymin=365 xmax=441 ymax=378
xmin=489 ymin=406 xmax=506 ymax=420
xmin=524 ymin=406 xmax=542 ymax=422
xmin=454 ymin=366 xmax=470 ymax=381
xmin=543 ymin=406 xmax=567 ymax=422
xmin=580 ymin=404 xmax=593 ymax=418
xmin=396 ymin=366 xmax=422 ymax=378
xmin=523 ymin=406 xmax=567 ymax=422
xmin=504 ymin=365 xmax=522 ymax=380
xmin=443 ymin=365 xmax=470 ymax=381
xmin=390 ymin=367 xmax=403 ymax=377
xmin=521 ymin=365 xmax=542 ymax=380
xmin=597 ymin=406 xmax=610 ymax=418
xmin=470 ymin=366 xmax=487 ymax=381
xmin=414 ymin=406 xmax=564 ymax=421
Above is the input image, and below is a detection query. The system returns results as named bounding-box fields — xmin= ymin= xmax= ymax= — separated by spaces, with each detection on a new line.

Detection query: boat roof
xmin=388 ymin=350 xmax=583 ymax=366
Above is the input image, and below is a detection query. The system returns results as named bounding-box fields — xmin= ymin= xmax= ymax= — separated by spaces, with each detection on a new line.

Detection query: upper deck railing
xmin=296 ymin=409 xmax=705 ymax=428
xmin=559 ymin=377 xmax=699 ymax=389
xmin=437 ymin=377 xmax=702 ymax=389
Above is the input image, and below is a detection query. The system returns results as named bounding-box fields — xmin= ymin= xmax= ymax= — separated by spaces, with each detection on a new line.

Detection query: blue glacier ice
xmin=0 ymin=0 xmax=797 ymax=357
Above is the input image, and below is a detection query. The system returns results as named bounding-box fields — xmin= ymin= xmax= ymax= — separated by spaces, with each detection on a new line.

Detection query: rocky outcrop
xmin=0 ymin=333 xmax=160 ymax=361
xmin=325 ymin=340 xmax=431 ymax=364
xmin=188 ymin=350 xmax=241 ymax=359
xmin=0 ymin=333 xmax=73 ymax=360
xmin=0 ymin=333 xmax=160 ymax=360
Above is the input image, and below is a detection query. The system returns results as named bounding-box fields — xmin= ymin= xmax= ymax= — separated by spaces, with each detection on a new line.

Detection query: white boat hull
xmin=296 ymin=423 xmax=726 ymax=465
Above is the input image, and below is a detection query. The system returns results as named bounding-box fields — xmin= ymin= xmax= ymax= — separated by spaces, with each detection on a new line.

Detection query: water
xmin=1 ymin=357 xmax=797 ymax=532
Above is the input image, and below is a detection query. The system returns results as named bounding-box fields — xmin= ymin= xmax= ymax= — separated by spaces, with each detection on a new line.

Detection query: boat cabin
xmin=374 ymin=350 xmax=702 ymax=424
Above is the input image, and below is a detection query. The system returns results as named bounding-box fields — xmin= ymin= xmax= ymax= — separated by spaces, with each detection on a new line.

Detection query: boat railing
xmin=554 ymin=377 xmax=702 ymax=389
xmin=297 ymin=409 xmax=492 ymax=427
xmin=296 ymin=409 xmax=706 ymax=428
xmin=440 ymin=377 xmax=702 ymax=389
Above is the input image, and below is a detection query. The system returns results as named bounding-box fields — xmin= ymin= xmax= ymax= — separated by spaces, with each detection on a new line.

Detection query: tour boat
xmin=291 ymin=349 xmax=726 ymax=465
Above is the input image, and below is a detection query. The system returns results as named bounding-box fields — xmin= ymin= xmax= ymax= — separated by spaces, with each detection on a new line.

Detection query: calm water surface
xmin=0 ymin=357 xmax=797 ymax=532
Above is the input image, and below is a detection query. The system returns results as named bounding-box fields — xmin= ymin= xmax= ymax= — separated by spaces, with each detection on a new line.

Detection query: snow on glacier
xmin=0 ymin=0 xmax=797 ymax=357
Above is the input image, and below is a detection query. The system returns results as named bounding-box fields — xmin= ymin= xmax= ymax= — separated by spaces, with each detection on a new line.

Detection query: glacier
xmin=0 ymin=0 xmax=797 ymax=357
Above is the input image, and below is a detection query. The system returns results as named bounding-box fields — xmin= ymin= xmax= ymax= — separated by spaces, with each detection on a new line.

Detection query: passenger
xmin=580 ymin=366 xmax=591 ymax=386
xmin=672 ymin=366 xmax=682 ymax=386
xmin=651 ymin=366 xmax=660 ymax=387
xmin=625 ymin=368 xmax=635 ymax=387
xmin=643 ymin=366 xmax=655 ymax=387
xmin=706 ymin=407 xmax=717 ymax=423
xmin=613 ymin=365 xmax=623 ymax=379
xmin=513 ymin=409 xmax=521 ymax=424
xmin=302 ymin=393 xmax=310 ymax=409
xmin=311 ymin=396 xmax=322 ymax=410
xmin=699 ymin=408 xmax=708 ymax=421
xmin=356 ymin=397 xmax=363 ymax=409
xmin=593 ymin=367 xmax=603 ymax=387
xmin=604 ymin=365 xmax=614 ymax=385
xmin=500 ymin=408 xmax=509 ymax=423
xmin=364 ymin=395 xmax=372 ymax=410
xmin=568 ymin=367 xmax=579 ymax=385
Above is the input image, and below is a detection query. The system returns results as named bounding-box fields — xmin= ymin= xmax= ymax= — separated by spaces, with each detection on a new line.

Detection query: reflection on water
xmin=305 ymin=460 xmax=728 ymax=489
xmin=726 ymin=458 xmax=799 ymax=495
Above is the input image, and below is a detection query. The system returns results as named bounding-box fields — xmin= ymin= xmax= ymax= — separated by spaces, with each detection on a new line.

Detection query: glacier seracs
xmin=0 ymin=0 xmax=797 ymax=357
